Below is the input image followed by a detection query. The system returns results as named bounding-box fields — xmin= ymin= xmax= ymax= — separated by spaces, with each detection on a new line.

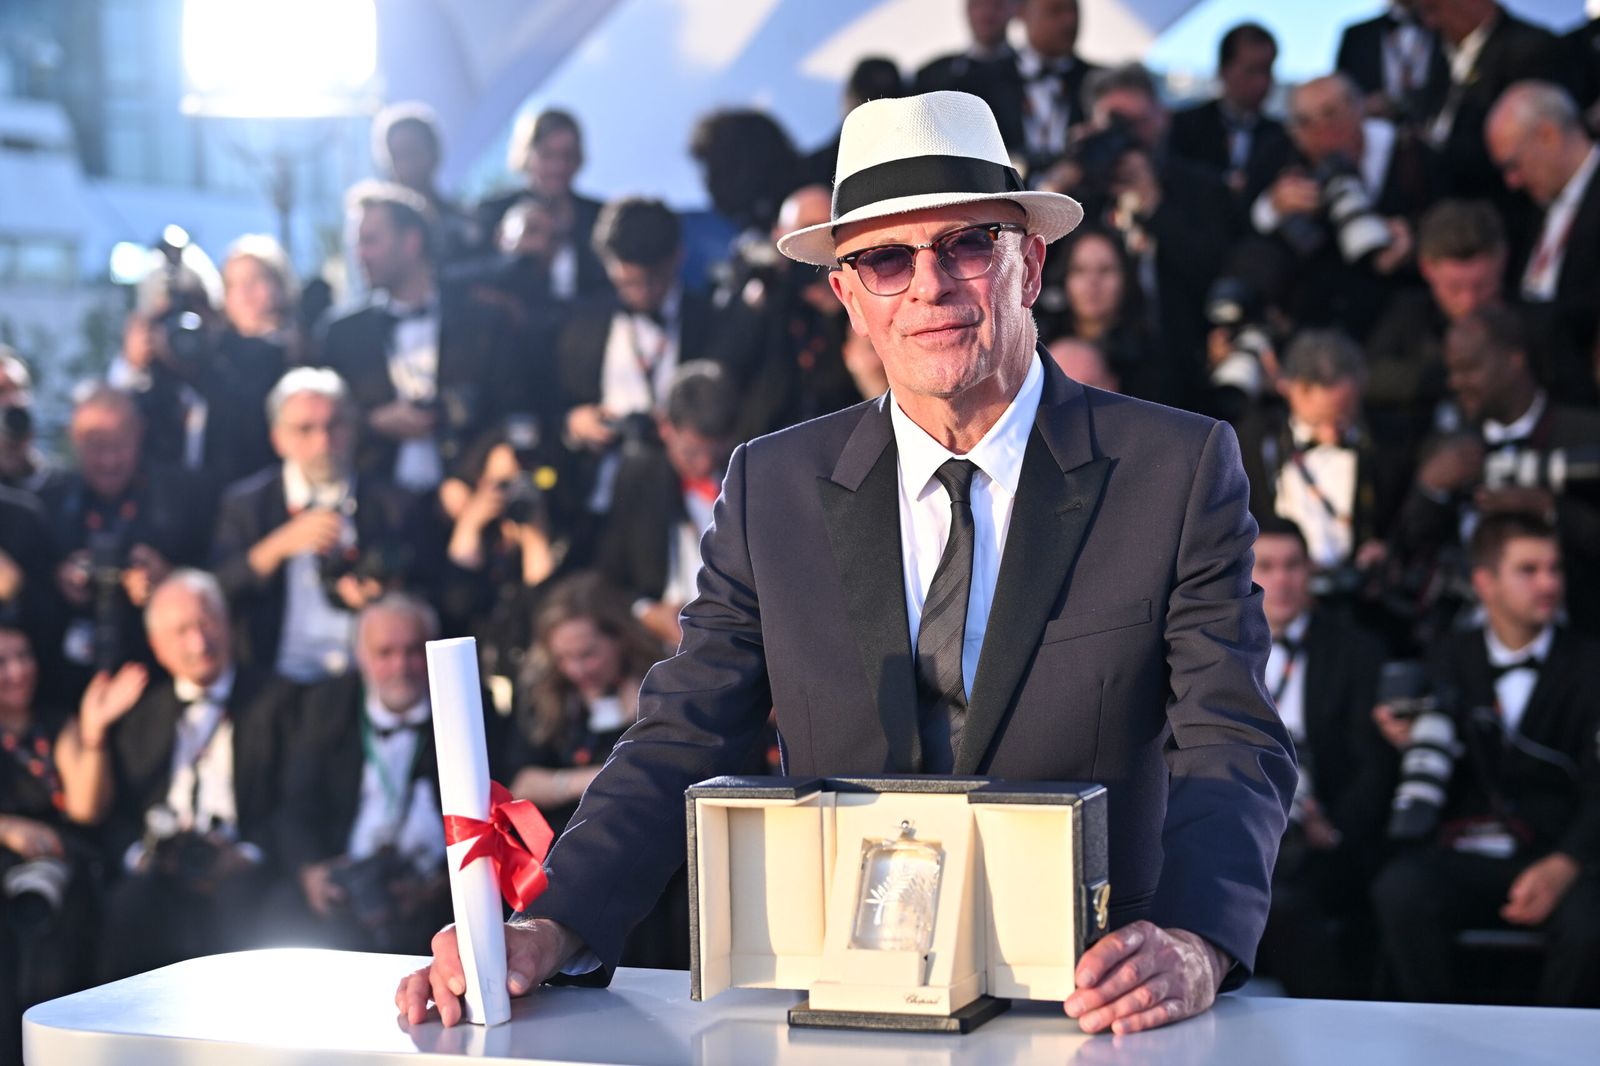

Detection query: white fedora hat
xmin=777 ymin=90 xmax=1083 ymax=267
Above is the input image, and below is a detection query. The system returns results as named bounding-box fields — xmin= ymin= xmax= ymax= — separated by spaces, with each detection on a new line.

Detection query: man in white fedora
xmin=399 ymin=91 xmax=1294 ymax=1035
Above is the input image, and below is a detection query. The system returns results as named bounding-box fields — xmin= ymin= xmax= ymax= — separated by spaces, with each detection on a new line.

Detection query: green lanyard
xmin=359 ymin=698 xmax=418 ymax=826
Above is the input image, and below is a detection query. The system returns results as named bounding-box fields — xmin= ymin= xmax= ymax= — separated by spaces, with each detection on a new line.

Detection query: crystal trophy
xmin=850 ymin=820 xmax=944 ymax=954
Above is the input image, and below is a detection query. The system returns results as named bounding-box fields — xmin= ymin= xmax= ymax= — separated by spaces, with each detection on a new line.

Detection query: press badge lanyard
xmin=1287 ymin=447 xmax=1352 ymax=529
xmin=359 ymin=703 xmax=421 ymax=845
xmin=628 ymin=315 xmax=672 ymax=401
xmin=1270 ymin=644 xmax=1301 ymax=706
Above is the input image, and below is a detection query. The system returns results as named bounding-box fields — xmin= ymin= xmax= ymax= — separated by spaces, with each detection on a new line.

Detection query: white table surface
xmin=22 ymin=948 xmax=1600 ymax=1065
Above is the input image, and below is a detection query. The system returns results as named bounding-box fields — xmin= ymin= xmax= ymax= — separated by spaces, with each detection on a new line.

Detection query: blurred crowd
xmin=4 ymin=0 xmax=1600 ymax=1056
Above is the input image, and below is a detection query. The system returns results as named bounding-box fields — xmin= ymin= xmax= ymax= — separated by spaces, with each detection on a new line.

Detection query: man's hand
xmin=1372 ymin=217 xmax=1413 ymax=276
xmin=56 ymin=550 xmax=92 ymax=607
xmin=565 ymin=404 xmax=616 ymax=449
xmin=369 ymin=400 xmax=437 ymax=441
xmin=1417 ymin=437 xmax=1484 ymax=496
xmin=1372 ymin=703 xmax=1414 ymax=750
xmin=1268 ymin=173 xmax=1321 ymax=217
xmin=636 ymin=599 xmax=683 ymax=647
xmin=1064 ymin=921 xmax=1227 ymax=1035
xmin=334 ymin=573 xmax=383 ymax=612
xmin=1111 ymin=150 xmax=1162 ymax=218
xmin=1475 ymin=485 xmax=1556 ymax=520
xmin=78 ymin=663 xmax=149 ymax=749
xmin=0 ymin=548 xmax=22 ymax=603
xmin=300 ymin=859 xmax=349 ymax=918
xmin=395 ymin=919 xmax=582 ymax=1026
xmin=1502 ymin=852 xmax=1580 ymax=926
xmin=0 ymin=814 xmax=64 ymax=860
xmin=121 ymin=543 xmax=172 ymax=608
xmin=265 ymin=509 xmax=344 ymax=566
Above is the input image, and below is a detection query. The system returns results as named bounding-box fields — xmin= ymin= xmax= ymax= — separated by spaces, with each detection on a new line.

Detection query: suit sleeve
xmin=1151 ymin=418 xmax=1297 ymax=984
xmin=523 ymin=441 xmax=773 ymax=975
xmin=211 ymin=488 xmax=269 ymax=603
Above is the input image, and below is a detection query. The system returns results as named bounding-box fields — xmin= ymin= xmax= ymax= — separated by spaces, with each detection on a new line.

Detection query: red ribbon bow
xmin=442 ymin=781 xmax=555 ymax=912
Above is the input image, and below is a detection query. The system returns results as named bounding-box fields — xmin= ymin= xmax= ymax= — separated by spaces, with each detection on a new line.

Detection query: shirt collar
xmin=174 ymin=666 xmax=236 ymax=707
xmin=889 ymin=352 xmax=1043 ymax=504
xmin=1017 ymin=45 xmax=1073 ymax=79
xmin=1446 ymin=13 xmax=1497 ymax=79
xmin=1549 ymin=145 xmax=1600 ymax=219
xmin=1281 ymin=612 xmax=1311 ymax=646
xmin=1486 ymin=624 xmax=1554 ymax=665
xmin=1483 ymin=390 xmax=1547 ymax=444
xmin=282 ymin=463 xmax=351 ymax=512
xmin=364 ymin=689 xmax=431 ymax=733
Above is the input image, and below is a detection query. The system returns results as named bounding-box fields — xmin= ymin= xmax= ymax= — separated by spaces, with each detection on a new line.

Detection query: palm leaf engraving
xmin=866 ymin=863 xmax=938 ymax=926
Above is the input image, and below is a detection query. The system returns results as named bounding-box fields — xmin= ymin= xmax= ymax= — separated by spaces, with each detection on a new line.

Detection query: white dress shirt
xmin=1274 ymin=417 xmax=1358 ymax=570
xmin=1485 ymin=625 xmax=1553 ymax=737
xmin=1015 ymin=46 xmax=1075 ymax=161
xmin=891 ymin=354 xmax=1043 ymax=698
xmin=167 ymin=668 xmax=238 ymax=833
xmin=662 ymin=483 xmax=718 ymax=610
xmin=599 ymin=287 xmax=682 ymax=418
xmin=1521 ymin=145 xmax=1600 ymax=301
xmin=387 ymin=298 xmax=444 ymax=492
xmin=275 ymin=463 xmax=357 ymax=683
xmin=1265 ymin=613 xmax=1311 ymax=743
xmin=347 ymin=692 xmax=446 ymax=868
xmin=1429 ymin=16 xmax=1495 ymax=145
xmin=1382 ymin=8 xmax=1435 ymax=100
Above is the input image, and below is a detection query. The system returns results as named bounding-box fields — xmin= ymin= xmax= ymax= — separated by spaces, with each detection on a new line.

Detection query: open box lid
xmin=685 ymin=776 xmax=1108 ymax=1004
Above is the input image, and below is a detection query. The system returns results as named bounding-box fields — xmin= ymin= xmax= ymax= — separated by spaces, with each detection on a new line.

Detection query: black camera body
xmin=1380 ymin=661 xmax=1460 ymax=841
xmin=1483 ymin=445 xmax=1600 ymax=497
xmin=153 ymin=227 xmax=214 ymax=377
xmin=1065 ymin=115 xmax=1140 ymax=218
xmin=1279 ymin=153 xmax=1392 ymax=265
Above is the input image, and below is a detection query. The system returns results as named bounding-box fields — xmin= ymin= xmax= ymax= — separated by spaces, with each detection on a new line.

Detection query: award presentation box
xmin=685 ymin=776 xmax=1110 ymax=1033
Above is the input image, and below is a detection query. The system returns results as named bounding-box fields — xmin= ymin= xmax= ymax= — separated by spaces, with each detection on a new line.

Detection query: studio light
xmin=181 ymin=0 xmax=378 ymax=118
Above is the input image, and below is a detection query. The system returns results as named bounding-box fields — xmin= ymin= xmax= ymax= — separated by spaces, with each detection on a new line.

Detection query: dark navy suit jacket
xmin=527 ymin=353 xmax=1296 ymax=984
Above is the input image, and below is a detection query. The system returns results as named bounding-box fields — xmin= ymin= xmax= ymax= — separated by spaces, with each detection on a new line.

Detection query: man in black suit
xmin=595 ymin=362 xmax=739 ymax=648
xmin=273 ymin=594 xmax=449 ymax=953
xmin=73 ymin=570 xmax=298 ymax=981
xmin=1372 ymin=513 xmax=1600 ymax=1005
xmin=913 ymin=0 xmax=1017 ymax=97
xmin=1251 ymin=73 xmax=1437 ymax=340
xmin=1250 ymin=517 xmax=1395 ymax=998
xmin=1169 ymin=23 xmax=1295 ymax=213
xmin=211 ymin=368 xmax=422 ymax=683
xmin=1365 ymin=198 xmax=1507 ymax=451
xmin=1236 ymin=330 xmax=1409 ymax=591
xmin=555 ymin=198 xmax=731 ymax=508
xmin=1391 ymin=306 xmax=1600 ymax=636
xmin=978 ymin=0 xmax=1101 ymax=175
xmin=401 ymin=90 xmax=1294 ymax=1036
xmin=42 ymin=388 xmax=214 ymax=700
xmin=1337 ymin=1 xmax=1449 ymax=130
xmin=1412 ymin=0 xmax=1577 ymax=204
xmin=1486 ymin=81 xmax=1600 ymax=404
xmin=319 ymin=181 xmax=531 ymax=493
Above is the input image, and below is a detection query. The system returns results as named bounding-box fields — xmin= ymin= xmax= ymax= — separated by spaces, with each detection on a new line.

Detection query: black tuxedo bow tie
xmin=369 ymin=720 xmax=423 ymax=741
xmin=1489 ymin=657 xmax=1543 ymax=682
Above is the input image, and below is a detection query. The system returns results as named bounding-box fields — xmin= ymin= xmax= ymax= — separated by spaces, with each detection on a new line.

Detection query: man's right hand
xmin=1372 ymin=704 xmax=1414 ymax=750
xmin=395 ymin=919 xmax=582 ymax=1026
xmin=565 ymin=405 xmax=616 ymax=449
xmin=267 ymin=509 xmax=344 ymax=564
xmin=370 ymin=400 xmax=438 ymax=441
xmin=1269 ymin=173 xmax=1321 ymax=217
xmin=301 ymin=859 xmax=349 ymax=918
xmin=1417 ymin=437 xmax=1484 ymax=496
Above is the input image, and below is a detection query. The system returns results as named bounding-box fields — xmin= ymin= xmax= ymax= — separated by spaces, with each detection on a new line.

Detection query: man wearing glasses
xmin=399 ymin=91 xmax=1294 ymax=1036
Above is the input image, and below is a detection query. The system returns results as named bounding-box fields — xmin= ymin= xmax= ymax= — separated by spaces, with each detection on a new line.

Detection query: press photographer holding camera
xmin=1251 ymin=73 xmax=1439 ymax=339
xmin=66 ymin=570 xmax=298 ymax=982
xmin=41 ymin=387 xmax=213 ymax=701
xmin=211 ymin=368 xmax=423 ymax=683
xmin=1392 ymin=305 xmax=1600 ymax=635
xmin=1371 ymin=512 xmax=1600 ymax=1006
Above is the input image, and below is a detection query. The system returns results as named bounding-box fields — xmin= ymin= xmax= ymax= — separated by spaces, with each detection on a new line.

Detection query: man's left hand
xmin=1064 ymin=921 xmax=1227 ymax=1035
xmin=1502 ymin=852 xmax=1579 ymax=926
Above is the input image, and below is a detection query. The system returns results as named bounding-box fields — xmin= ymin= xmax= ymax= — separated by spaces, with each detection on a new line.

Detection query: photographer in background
xmin=1236 ymin=330 xmax=1410 ymax=605
xmin=372 ymin=103 xmax=479 ymax=268
xmin=0 ymin=348 xmax=52 ymax=494
xmin=1392 ymin=305 xmax=1600 ymax=636
xmin=595 ymin=361 xmax=739 ymax=648
xmin=215 ymin=235 xmax=300 ymax=484
xmin=1252 ymin=73 xmax=1438 ymax=340
xmin=1250 ymin=517 xmax=1394 ymax=999
xmin=70 ymin=571 xmax=298 ymax=982
xmin=41 ymin=387 xmax=213 ymax=702
xmin=271 ymin=595 xmax=450 ymax=954
xmin=1371 ymin=513 xmax=1600 ymax=1006
xmin=211 ymin=368 xmax=422 ymax=683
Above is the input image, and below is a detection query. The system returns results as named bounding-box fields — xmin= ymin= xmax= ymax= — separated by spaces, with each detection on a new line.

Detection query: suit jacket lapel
xmin=956 ymin=358 xmax=1111 ymax=774
xmin=817 ymin=398 xmax=922 ymax=772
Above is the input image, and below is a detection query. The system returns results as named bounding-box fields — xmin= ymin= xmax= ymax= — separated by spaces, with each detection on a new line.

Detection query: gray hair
xmin=358 ymin=592 xmax=441 ymax=645
xmin=1291 ymin=73 xmax=1363 ymax=116
xmin=1490 ymin=80 xmax=1582 ymax=135
xmin=266 ymin=366 xmax=349 ymax=426
xmin=1281 ymin=329 xmax=1367 ymax=386
xmin=1085 ymin=63 xmax=1160 ymax=107
xmin=144 ymin=568 xmax=228 ymax=630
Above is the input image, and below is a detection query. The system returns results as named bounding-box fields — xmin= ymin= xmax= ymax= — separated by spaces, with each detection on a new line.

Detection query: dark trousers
xmin=1372 ymin=848 xmax=1600 ymax=1006
xmin=98 ymin=864 xmax=275 ymax=983
xmin=1256 ymin=829 xmax=1381 ymax=998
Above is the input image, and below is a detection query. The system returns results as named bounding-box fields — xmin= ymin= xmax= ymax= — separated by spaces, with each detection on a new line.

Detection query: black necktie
xmin=915 ymin=459 xmax=978 ymax=773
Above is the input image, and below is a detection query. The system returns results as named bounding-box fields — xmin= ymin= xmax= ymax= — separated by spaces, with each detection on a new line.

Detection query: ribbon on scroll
xmin=443 ymin=781 xmax=555 ymax=912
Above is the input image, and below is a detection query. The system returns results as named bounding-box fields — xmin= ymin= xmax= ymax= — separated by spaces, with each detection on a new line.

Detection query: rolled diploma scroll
xmin=426 ymin=637 xmax=511 ymax=1026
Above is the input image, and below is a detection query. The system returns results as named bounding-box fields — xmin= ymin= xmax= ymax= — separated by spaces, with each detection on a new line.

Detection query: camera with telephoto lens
xmin=1379 ymin=661 xmax=1460 ymax=841
xmin=1 ymin=403 xmax=31 ymax=444
xmin=1483 ymin=446 xmax=1600 ymax=498
xmin=1203 ymin=276 xmax=1275 ymax=399
xmin=153 ymin=226 xmax=213 ymax=376
xmin=328 ymin=848 xmax=415 ymax=938
xmin=3 ymin=855 xmax=71 ymax=929
xmin=84 ymin=528 xmax=129 ymax=674
xmin=500 ymin=414 xmax=555 ymax=529
xmin=1278 ymin=153 xmax=1392 ymax=265
xmin=315 ymin=496 xmax=412 ymax=610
